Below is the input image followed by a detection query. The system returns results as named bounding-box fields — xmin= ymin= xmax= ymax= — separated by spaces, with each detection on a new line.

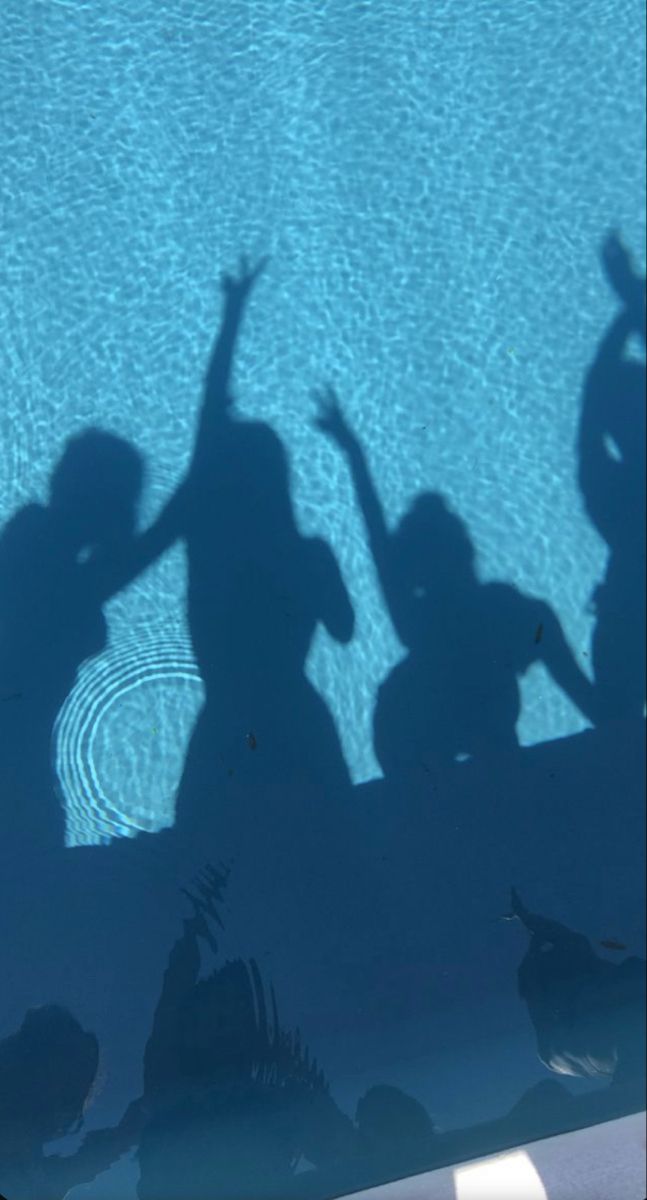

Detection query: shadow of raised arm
xmin=191 ymin=255 xmax=269 ymax=475
xmin=314 ymin=385 xmax=402 ymax=636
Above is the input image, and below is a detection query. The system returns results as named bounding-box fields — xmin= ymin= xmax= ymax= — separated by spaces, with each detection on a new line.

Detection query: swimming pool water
xmin=2 ymin=0 xmax=644 ymax=838
xmin=1 ymin=2 xmax=645 ymax=1196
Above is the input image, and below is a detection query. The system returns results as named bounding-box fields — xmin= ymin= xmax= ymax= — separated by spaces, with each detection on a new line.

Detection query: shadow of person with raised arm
xmin=504 ymin=887 xmax=646 ymax=1107
xmin=314 ymin=387 xmax=597 ymax=784
xmin=163 ymin=260 xmax=361 ymax=984
xmin=0 ymin=1003 xmax=141 ymax=1200
xmin=0 ymin=429 xmax=185 ymax=855
xmin=578 ymin=232 xmax=645 ymax=723
xmin=0 ymin=261 xmax=359 ymax=1185
xmin=173 ymin=259 xmax=353 ymax=837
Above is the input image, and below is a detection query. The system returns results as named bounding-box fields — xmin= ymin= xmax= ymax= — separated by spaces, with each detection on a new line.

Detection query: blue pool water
xmin=2 ymin=0 xmax=644 ymax=839
xmin=1 ymin=2 xmax=645 ymax=1198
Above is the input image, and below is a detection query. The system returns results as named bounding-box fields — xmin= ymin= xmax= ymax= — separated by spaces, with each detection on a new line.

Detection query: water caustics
xmin=53 ymin=626 xmax=204 ymax=846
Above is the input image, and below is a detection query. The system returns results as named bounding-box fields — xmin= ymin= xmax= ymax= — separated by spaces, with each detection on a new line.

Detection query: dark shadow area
xmin=135 ymin=865 xmax=357 ymax=1200
xmin=176 ymin=261 xmax=353 ymax=817
xmin=0 ymin=429 xmax=178 ymax=854
xmin=2 ymin=872 xmax=642 ymax=1200
xmin=155 ymin=261 xmax=365 ymax=974
xmin=0 ymin=261 xmax=356 ymax=860
xmin=0 ymin=1004 xmax=139 ymax=1200
xmin=0 ymin=259 xmax=368 ymax=1064
xmin=577 ymin=232 xmax=646 ymax=721
xmin=1 ymin=237 xmax=645 ymax=1198
xmin=314 ymin=386 xmax=599 ymax=780
xmin=508 ymin=887 xmax=645 ymax=1099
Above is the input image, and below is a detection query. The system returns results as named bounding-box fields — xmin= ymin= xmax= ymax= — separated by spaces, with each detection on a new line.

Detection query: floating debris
xmin=246 ymin=731 xmax=257 ymax=751
xmin=599 ymin=939 xmax=627 ymax=952
xmin=534 ymin=622 xmax=544 ymax=644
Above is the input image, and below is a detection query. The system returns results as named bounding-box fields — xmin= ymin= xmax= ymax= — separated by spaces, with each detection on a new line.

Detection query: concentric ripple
xmin=53 ymin=627 xmax=204 ymax=847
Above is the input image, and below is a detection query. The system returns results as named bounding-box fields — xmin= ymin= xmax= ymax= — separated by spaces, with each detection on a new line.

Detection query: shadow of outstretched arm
xmin=579 ymin=234 xmax=645 ymax=541
xmin=536 ymin=605 xmax=599 ymax=725
xmin=190 ymin=255 xmax=268 ymax=476
xmin=314 ymin=386 xmax=402 ymax=636
xmin=91 ymin=258 xmax=268 ymax=606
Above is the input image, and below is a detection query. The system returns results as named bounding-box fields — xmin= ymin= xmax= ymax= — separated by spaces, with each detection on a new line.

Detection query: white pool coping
xmin=338 ymin=1111 xmax=646 ymax=1200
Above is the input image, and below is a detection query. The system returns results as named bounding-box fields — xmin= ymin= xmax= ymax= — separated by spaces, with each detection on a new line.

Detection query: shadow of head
xmin=0 ymin=1004 xmax=99 ymax=1144
xmin=49 ymin=429 xmax=144 ymax=553
xmin=396 ymin=492 xmax=475 ymax=592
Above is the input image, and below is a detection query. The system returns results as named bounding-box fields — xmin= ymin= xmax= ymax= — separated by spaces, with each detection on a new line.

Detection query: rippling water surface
xmin=1 ymin=1 xmax=644 ymax=839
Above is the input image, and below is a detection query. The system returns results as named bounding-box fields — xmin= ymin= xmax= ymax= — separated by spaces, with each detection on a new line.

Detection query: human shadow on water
xmin=314 ymin=386 xmax=598 ymax=783
xmin=146 ymin=259 xmax=363 ymax=984
xmin=3 ymin=240 xmax=644 ymax=1197
xmin=0 ymin=259 xmax=365 ymax=1200
xmin=171 ymin=259 xmax=353 ymax=829
xmin=1 ymin=256 xmax=360 ymax=1006
xmin=0 ymin=429 xmax=184 ymax=855
xmin=0 ymin=1003 xmax=140 ymax=1200
xmin=306 ymin=254 xmax=644 ymax=1049
xmin=0 ymin=426 xmax=189 ymax=1121
xmin=577 ymin=232 xmax=645 ymax=722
